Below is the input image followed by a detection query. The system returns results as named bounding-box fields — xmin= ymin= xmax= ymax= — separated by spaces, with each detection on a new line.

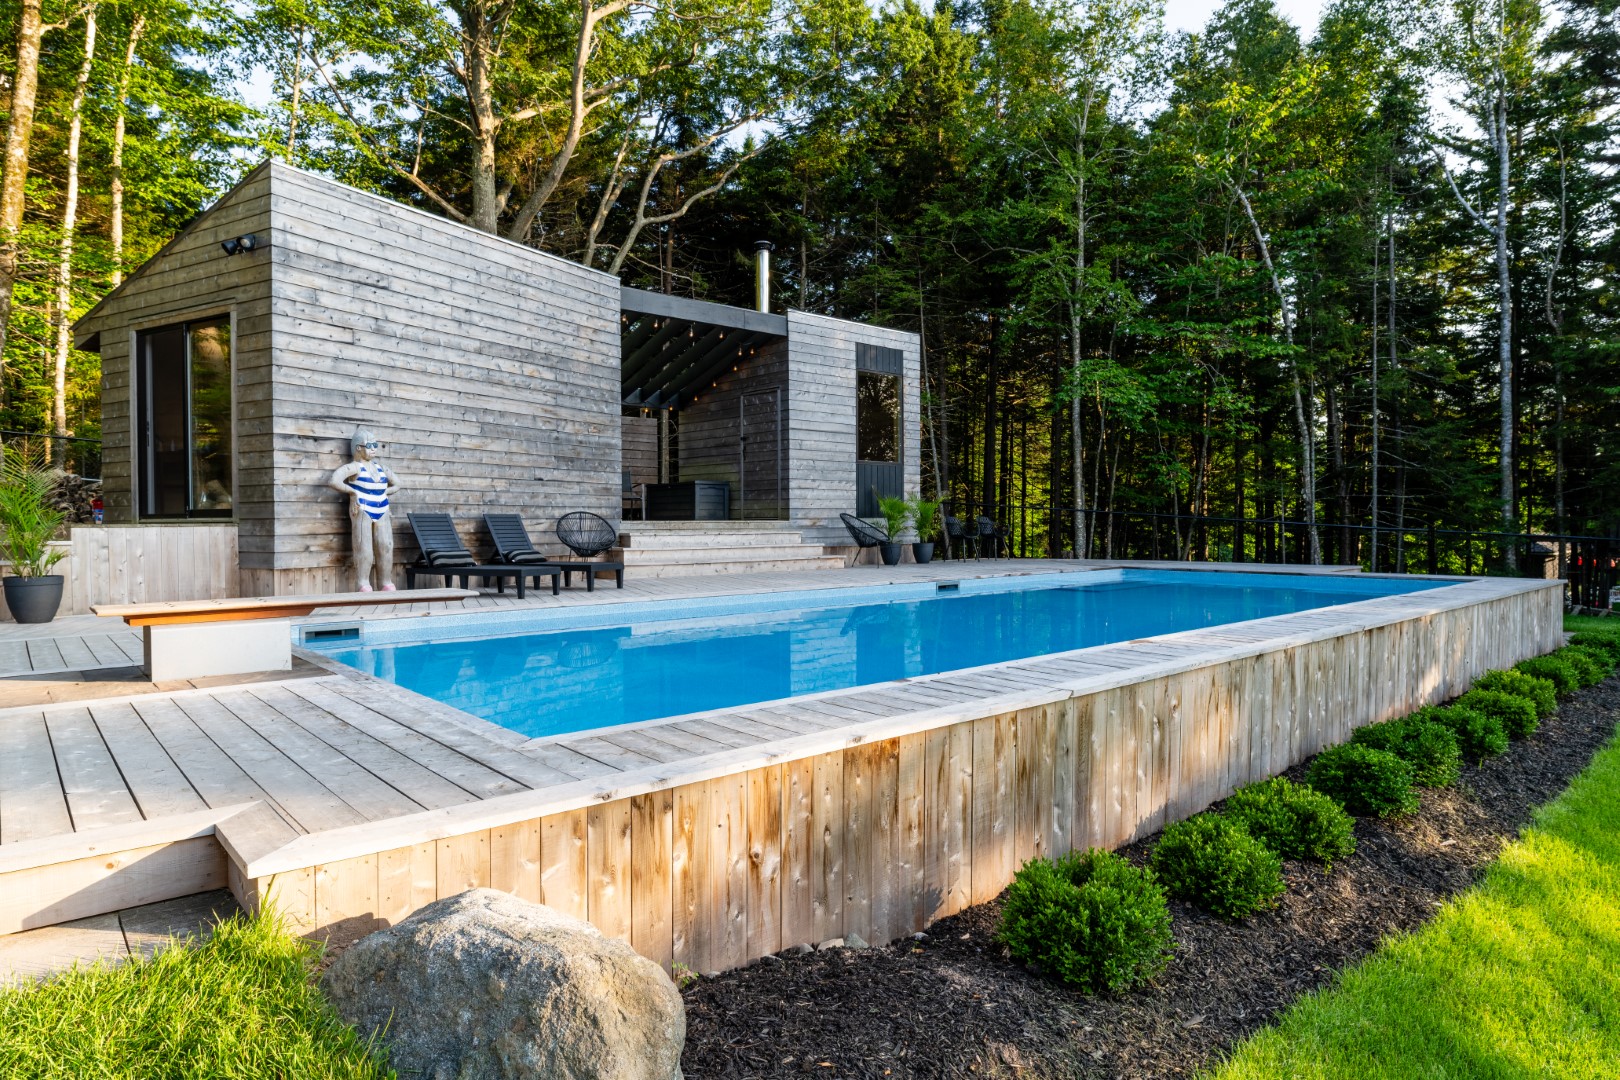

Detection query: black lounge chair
xmin=485 ymin=511 xmax=622 ymax=591
xmin=406 ymin=512 xmax=559 ymax=597
xmin=551 ymin=511 xmax=626 ymax=590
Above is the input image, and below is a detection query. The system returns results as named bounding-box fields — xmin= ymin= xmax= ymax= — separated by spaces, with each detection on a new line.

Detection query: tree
xmin=1428 ymin=0 xmax=1545 ymax=569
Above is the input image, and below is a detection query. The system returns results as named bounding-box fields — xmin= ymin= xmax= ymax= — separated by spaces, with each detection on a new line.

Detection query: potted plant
xmin=909 ymin=495 xmax=941 ymax=564
xmin=0 ymin=449 xmax=68 ymax=623
xmin=875 ymin=494 xmax=910 ymax=566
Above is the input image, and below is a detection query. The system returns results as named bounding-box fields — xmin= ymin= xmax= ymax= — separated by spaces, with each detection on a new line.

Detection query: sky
xmin=1164 ymin=0 xmax=1325 ymax=37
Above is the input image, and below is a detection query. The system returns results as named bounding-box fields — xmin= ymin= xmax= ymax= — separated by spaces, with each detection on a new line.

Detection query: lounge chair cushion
xmin=426 ymin=551 xmax=477 ymax=567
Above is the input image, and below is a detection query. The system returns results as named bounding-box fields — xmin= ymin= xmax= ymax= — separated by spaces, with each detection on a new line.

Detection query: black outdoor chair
xmin=621 ymin=469 xmax=644 ymax=521
xmin=553 ymin=511 xmax=626 ymax=589
xmin=976 ymin=515 xmax=1009 ymax=559
xmin=944 ymin=515 xmax=977 ymax=560
xmin=406 ymin=512 xmax=559 ymax=596
xmin=840 ymin=512 xmax=890 ymax=553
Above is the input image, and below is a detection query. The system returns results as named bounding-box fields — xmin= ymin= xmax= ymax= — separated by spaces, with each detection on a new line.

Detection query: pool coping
xmin=243 ymin=571 xmax=1561 ymax=879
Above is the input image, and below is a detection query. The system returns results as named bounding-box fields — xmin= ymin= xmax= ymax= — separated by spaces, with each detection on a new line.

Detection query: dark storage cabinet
xmin=645 ymin=480 xmax=730 ymax=521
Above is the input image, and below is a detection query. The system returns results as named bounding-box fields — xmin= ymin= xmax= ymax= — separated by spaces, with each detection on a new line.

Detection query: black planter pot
xmin=4 ymin=574 xmax=63 ymax=624
xmin=912 ymin=542 xmax=935 ymax=564
xmin=878 ymin=541 xmax=904 ymax=566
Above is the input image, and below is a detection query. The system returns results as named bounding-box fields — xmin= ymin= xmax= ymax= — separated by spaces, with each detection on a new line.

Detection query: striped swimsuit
xmin=349 ymin=463 xmax=391 ymax=521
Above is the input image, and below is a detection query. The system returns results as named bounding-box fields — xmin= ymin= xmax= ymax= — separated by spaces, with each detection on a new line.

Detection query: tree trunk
xmin=1369 ymin=210 xmax=1381 ymax=571
xmin=464 ymin=5 xmax=501 ymax=234
xmin=982 ymin=318 xmax=1000 ymax=515
xmin=1493 ymin=86 xmax=1516 ymax=572
xmin=110 ymin=12 xmax=145 ymax=288
xmin=52 ymin=7 xmax=97 ymax=450
xmin=1069 ymin=89 xmax=1094 ymax=558
xmin=0 ymin=0 xmax=52 ymax=373
xmin=1234 ymin=184 xmax=1320 ymax=562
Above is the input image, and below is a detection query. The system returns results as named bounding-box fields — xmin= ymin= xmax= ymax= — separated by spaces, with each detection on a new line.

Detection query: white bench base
xmin=144 ymin=619 xmax=293 ymax=682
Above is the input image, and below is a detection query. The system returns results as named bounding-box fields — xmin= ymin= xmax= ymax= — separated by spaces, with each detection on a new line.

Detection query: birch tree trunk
xmin=1234 ymin=183 xmax=1321 ymax=563
xmin=110 ymin=11 xmax=145 ymax=287
xmin=52 ymin=7 xmax=98 ymax=450
xmin=1369 ymin=210 xmax=1381 ymax=570
xmin=1491 ymin=85 xmax=1516 ymax=572
xmin=0 ymin=0 xmax=53 ymax=375
xmin=1069 ymin=88 xmax=1094 ymax=559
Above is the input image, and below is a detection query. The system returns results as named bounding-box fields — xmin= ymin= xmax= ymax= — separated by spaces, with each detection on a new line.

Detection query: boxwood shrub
xmin=1350 ymin=716 xmax=1462 ymax=788
xmin=1515 ymin=654 xmax=1579 ymax=695
xmin=1568 ymin=631 xmax=1620 ymax=664
xmin=1306 ymin=743 xmax=1419 ymax=817
xmin=1471 ymin=669 xmax=1557 ymax=718
xmin=1224 ymin=776 xmax=1357 ymax=868
xmin=997 ymin=849 xmax=1174 ymax=993
xmin=1559 ymin=645 xmax=1612 ymax=687
xmin=1413 ymin=703 xmax=1510 ymax=761
xmin=1455 ymin=688 xmax=1541 ymax=740
xmin=1150 ymin=812 xmax=1285 ymax=920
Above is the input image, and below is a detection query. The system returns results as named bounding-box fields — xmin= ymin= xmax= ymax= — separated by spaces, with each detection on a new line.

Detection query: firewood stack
xmin=50 ymin=471 xmax=102 ymax=524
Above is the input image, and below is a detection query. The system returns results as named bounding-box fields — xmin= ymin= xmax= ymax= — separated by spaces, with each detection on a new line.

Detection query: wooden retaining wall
xmin=242 ymin=584 xmax=1561 ymax=969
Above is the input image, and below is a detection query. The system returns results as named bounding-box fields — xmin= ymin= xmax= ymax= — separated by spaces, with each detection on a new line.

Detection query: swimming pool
xmin=306 ymin=569 xmax=1448 ymax=741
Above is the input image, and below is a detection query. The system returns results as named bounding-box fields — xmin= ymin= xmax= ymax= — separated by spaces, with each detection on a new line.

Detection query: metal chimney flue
xmin=753 ymin=240 xmax=774 ymax=313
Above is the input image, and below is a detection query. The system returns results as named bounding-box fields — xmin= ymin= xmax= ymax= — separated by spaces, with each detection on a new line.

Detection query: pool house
xmin=69 ymin=158 xmax=921 ymax=600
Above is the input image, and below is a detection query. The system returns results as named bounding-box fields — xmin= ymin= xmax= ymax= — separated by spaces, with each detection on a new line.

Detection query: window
xmin=856 ymin=370 xmax=900 ymax=463
xmin=137 ymin=317 xmax=233 ymax=518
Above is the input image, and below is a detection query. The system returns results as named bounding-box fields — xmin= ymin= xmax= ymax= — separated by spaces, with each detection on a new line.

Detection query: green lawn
xmin=0 ymin=909 xmax=390 ymax=1079
xmin=1565 ymin=613 xmax=1620 ymax=636
xmin=1208 ymin=722 xmax=1620 ymax=1080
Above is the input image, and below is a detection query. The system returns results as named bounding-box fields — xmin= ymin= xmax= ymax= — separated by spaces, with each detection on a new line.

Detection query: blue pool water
xmin=310 ymin=570 xmax=1447 ymax=740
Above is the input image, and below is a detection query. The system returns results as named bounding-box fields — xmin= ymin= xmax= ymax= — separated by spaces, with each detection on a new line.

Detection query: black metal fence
xmin=941 ymin=500 xmax=1618 ymax=610
xmin=0 ymin=429 xmax=101 ymax=481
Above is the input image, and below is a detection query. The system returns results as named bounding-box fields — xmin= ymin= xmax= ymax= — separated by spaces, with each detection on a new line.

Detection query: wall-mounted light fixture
xmin=220 ymin=234 xmax=259 ymax=256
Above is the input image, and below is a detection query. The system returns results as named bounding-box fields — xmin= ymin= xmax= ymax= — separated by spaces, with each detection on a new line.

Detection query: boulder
xmin=322 ymin=889 xmax=685 ymax=1080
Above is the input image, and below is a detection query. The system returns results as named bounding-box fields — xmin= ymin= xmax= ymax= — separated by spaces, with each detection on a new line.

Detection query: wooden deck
xmin=0 ymin=560 xmax=1564 ymax=959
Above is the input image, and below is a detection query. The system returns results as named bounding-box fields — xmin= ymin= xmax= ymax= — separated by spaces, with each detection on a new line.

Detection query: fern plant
xmin=0 ymin=449 xmax=67 ymax=578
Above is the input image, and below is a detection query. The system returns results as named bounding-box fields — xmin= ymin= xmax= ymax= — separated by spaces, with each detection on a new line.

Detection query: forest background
xmin=0 ymin=0 xmax=1613 ymax=570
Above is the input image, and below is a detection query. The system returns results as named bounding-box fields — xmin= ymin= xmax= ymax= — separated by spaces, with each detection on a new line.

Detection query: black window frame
xmin=135 ymin=315 xmax=235 ymax=520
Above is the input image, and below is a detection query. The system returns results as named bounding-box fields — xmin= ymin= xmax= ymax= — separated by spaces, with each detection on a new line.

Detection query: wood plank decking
xmin=0 ymin=560 xmax=1564 ymax=956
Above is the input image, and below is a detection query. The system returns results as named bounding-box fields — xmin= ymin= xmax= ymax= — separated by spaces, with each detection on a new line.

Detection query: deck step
xmin=619 ymin=526 xmax=809 ymax=551
xmin=626 ymin=555 xmax=848 ymax=578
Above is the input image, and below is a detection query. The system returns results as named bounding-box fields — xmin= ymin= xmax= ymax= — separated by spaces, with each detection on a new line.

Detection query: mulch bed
xmin=681 ymin=677 xmax=1620 ymax=1079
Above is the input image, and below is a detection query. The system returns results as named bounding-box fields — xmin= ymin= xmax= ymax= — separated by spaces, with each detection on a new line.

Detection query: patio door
xmin=136 ymin=316 xmax=234 ymax=519
xmin=738 ymin=389 xmax=782 ymax=519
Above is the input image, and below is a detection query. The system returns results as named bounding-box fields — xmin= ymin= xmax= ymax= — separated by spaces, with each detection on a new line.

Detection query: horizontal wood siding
xmin=786 ymin=312 xmax=921 ymax=545
xmin=262 ymin=163 xmax=622 ymax=592
xmin=72 ymin=163 xmax=274 ymax=527
xmin=250 ymin=582 xmax=1553 ymax=969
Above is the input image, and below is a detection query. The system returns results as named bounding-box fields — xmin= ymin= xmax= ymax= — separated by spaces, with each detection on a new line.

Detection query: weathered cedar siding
xmin=785 ymin=312 xmax=921 ymax=544
xmin=256 ymin=162 xmax=621 ymax=593
xmin=74 ymin=162 xmax=273 ymax=530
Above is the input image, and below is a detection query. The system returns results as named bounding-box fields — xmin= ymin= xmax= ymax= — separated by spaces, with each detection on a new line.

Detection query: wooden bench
xmin=92 ymin=588 xmax=477 ymax=681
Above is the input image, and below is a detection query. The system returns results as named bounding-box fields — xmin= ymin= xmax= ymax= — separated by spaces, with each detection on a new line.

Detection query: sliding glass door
xmin=136 ymin=317 xmax=233 ymax=519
